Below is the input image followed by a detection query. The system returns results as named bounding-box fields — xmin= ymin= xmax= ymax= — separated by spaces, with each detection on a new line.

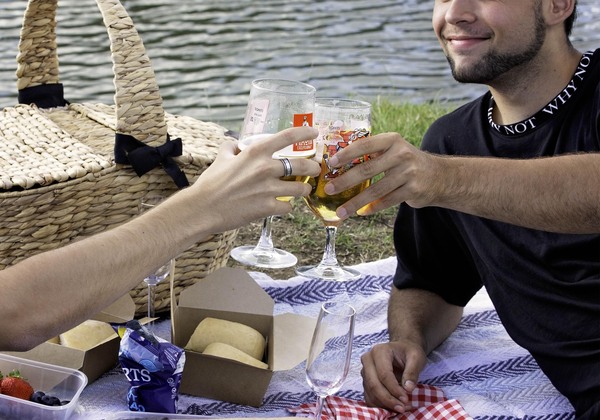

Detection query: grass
xmin=226 ymin=98 xmax=454 ymax=279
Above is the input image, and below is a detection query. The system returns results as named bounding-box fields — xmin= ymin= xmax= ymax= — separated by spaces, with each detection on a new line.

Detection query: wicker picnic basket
xmin=0 ymin=0 xmax=238 ymax=315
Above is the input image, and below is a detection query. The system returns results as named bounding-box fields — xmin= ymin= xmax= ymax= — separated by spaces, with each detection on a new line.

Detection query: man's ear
xmin=543 ymin=0 xmax=576 ymax=27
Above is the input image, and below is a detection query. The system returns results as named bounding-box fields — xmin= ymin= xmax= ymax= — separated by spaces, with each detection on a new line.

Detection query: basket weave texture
xmin=1 ymin=0 xmax=238 ymax=315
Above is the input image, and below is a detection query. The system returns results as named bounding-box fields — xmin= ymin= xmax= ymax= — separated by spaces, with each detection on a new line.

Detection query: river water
xmin=1 ymin=0 xmax=599 ymax=130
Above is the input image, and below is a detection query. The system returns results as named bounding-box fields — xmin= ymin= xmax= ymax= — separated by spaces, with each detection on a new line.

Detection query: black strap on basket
xmin=18 ymin=83 xmax=68 ymax=108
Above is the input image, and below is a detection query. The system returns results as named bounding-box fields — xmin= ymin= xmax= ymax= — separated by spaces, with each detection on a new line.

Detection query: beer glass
xmin=230 ymin=78 xmax=316 ymax=269
xmin=296 ymin=98 xmax=371 ymax=281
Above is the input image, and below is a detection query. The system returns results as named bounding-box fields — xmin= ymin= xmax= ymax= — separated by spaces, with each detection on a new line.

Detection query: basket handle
xmin=16 ymin=0 xmax=64 ymax=106
xmin=16 ymin=0 xmax=189 ymax=188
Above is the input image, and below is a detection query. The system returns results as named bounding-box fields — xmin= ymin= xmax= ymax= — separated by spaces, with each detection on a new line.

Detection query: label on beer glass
xmin=321 ymin=126 xmax=370 ymax=179
xmin=276 ymin=112 xmax=315 ymax=158
xmin=244 ymin=98 xmax=270 ymax=134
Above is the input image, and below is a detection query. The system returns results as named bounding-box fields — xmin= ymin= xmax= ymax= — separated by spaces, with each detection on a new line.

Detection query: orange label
xmin=293 ymin=113 xmax=313 ymax=127
xmin=292 ymin=113 xmax=314 ymax=152
xmin=292 ymin=140 xmax=313 ymax=152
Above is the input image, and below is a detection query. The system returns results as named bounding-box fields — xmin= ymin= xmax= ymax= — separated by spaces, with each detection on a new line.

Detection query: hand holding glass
xmin=305 ymin=301 xmax=356 ymax=419
xmin=230 ymin=78 xmax=316 ymax=269
xmin=296 ymin=98 xmax=372 ymax=281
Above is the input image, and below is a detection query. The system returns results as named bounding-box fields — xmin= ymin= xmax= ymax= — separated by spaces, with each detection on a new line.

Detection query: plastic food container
xmin=0 ymin=353 xmax=87 ymax=420
xmin=100 ymin=413 xmax=210 ymax=419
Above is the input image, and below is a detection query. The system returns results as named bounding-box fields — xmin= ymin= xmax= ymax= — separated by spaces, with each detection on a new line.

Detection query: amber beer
xmin=277 ymin=159 xmax=313 ymax=202
xmin=304 ymin=129 xmax=371 ymax=226
xmin=305 ymin=160 xmax=370 ymax=226
xmin=238 ymin=133 xmax=314 ymax=202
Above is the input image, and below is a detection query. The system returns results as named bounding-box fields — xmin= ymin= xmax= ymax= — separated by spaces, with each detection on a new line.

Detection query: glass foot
xmin=295 ymin=263 xmax=361 ymax=281
xmin=230 ymin=245 xmax=298 ymax=269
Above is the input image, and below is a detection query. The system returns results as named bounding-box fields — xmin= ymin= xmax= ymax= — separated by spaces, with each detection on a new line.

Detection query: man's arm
xmin=361 ymin=287 xmax=463 ymax=413
xmin=0 ymin=127 xmax=321 ymax=351
xmin=388 ymin=287 xmax=463 ymax=353
xmin=325 ymin=133 xmax=600 ymax=234
xmin=418 ymin=152 xmax=600 ymax=233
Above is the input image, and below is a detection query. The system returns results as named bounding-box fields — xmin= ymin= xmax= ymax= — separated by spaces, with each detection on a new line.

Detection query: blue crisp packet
xmin=118 ymin=320 xmax=186 ymax=413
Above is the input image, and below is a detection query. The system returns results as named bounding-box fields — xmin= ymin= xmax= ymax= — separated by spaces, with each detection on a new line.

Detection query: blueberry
xmin=41 ymin=395 xmax=61 ymax=406
xmin=30 ymin=391 xmax=45 ymax=403
xmin=31 ymin=390 xmax=67 ymax=406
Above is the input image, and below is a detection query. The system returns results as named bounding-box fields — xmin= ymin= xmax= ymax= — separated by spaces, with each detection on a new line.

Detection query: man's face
xmin=432 ymin=0 xmax=547 ymax=85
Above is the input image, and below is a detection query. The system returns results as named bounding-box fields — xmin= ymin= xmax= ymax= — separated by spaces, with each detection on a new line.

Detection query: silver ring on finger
xmin=280 ymin=157 xmax=293 ymax=177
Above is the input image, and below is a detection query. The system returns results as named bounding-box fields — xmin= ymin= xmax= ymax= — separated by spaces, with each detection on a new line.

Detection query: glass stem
xmin=147 ymin=284 xmax=155 ymax=318
xmin=254 ymin=215 xmax=275 ymax=252
xmin=319 ymin=225 xmax=339 ymax=267
xmin=314 ymin=395 xmax=325 ymax=419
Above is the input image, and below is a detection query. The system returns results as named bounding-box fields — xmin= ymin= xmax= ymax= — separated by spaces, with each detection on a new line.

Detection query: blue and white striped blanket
xmin=78 ymin=257 xmax=575 ymax=419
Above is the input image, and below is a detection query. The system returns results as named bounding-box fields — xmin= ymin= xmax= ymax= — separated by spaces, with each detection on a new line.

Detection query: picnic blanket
xmin=77 ymin=257 xmax=576 ymax=419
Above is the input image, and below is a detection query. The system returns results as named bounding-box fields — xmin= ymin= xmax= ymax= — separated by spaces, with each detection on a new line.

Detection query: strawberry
xmin=0 ymin=369 xmax=34 ymax=400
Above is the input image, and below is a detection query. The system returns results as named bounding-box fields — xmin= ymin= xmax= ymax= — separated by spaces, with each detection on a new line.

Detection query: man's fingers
xmin=336 ymin=175 xmax=409 ymax=219
xmin=328 ymin=132 xmax=394 ymax=167
xmin=324 ymin=141 xmax=400 ymax=197
xmin=400 ymin=346 xmax=427 ymax=392
xmin=361 ymin=345 xmax=411 ymax=413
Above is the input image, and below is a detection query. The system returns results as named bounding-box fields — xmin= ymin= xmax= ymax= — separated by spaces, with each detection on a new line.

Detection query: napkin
xmin=288 ymin=384 xmax=472 ymax=419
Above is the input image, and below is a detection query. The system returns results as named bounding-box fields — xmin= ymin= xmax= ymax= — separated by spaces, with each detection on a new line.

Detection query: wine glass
xmin=139 ymin=196 xmax=174 ymax=323
xmin=305 ymin=301 xmax=356 ymax=419
xmin=296 ymin=98 xmax=372 ymax=281
xmin=229 ymin=78 xmax=316 ymax=269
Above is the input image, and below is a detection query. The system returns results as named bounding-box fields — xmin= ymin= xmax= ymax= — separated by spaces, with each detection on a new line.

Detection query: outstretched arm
xmin=325 ymin=133 xmax=600 ymax=234
xmin=0 ymin=127 xmax=320 ymax=351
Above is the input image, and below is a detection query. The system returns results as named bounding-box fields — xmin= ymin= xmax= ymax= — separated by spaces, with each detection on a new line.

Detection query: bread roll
xmin=59 ymin=320 xmax=117 ymax=351
xmin=185 ymin=317 xmax=265 ymax=360
xmin=203 ymin=342 xmax=268 ymax=369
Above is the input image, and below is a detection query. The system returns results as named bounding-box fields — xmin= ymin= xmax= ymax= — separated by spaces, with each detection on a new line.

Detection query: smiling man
xmin=322 ymin=0 xmax=599 ymax=418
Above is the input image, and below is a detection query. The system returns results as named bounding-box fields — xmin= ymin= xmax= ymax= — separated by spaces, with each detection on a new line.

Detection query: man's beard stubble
xmin=446 ymin=3 xmax=547 ymax=85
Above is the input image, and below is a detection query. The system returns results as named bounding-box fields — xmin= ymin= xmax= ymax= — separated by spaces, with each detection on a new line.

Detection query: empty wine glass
xmin=305 ymin=301 xmax=356 ymax=419
xmin=139 ymin=196 xmax=174 ymax=323
xmin=229 ymin=78 xmax=316 ymax=269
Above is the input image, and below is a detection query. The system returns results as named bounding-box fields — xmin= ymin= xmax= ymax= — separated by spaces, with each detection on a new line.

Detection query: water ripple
xmin=0 ymin=0 xmax=598 ymax=130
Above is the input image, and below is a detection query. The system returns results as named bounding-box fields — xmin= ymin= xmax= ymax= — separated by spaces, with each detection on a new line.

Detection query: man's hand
xmin=360 ymin=340 xmax=427 ymax=413
xmin=324 ymin=131 xmax=600 ymax=233
xmin=323 ymin=132 xmax=438 ymax=219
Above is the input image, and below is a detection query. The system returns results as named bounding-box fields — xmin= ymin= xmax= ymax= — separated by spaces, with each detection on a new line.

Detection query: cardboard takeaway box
xmin=171 ymin=267 xmax=316 ymax=407
xmin=3 ymin=292 xmax=135 ymax=383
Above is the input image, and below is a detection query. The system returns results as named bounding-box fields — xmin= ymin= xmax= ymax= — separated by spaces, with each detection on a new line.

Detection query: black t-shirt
xmin=393 ymin=49 xmax=600 ymax=418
